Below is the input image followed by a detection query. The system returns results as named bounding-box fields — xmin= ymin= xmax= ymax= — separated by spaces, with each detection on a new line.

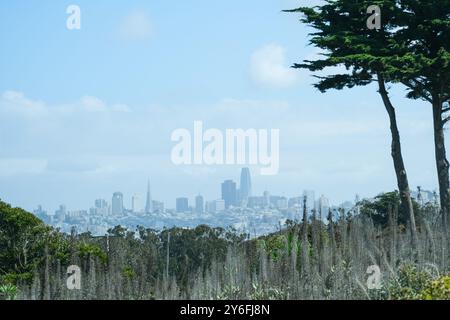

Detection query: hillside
xmin=1 ymin=199 xmax=449 ymax=300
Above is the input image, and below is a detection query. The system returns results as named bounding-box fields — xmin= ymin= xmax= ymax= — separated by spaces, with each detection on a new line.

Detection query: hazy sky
xmin=0 ymin=0 xmax=444 ymax=212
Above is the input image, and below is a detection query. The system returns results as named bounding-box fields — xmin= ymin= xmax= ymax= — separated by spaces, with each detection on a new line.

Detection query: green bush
xmin=420 ymin=276 xmax=450 ymax=300
xmin=389 ymin=265 xmax=433 ymax=300
xmin=78 ymin=243 xmax=108 ymax=264
xmin=122 ymin=266 xmax=136 ymax=280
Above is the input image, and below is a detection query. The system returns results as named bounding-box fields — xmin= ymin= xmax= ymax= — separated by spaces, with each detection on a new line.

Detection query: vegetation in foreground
xmin=1 ymin=194 xmax=449 ymax=300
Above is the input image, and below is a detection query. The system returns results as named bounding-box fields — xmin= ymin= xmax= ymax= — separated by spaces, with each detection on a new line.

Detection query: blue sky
xmin=0 ymin=0 xmax=444 ymax=212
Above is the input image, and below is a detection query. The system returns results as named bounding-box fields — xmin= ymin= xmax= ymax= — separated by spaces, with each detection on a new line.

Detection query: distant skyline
xmin=15 ymin=167 xmax=437 ymax=214
xmin=0 ymin=0 xmax=445 ymax=212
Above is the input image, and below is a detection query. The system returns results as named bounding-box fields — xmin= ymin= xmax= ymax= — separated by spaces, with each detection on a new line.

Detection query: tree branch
xmin=401 ymin=80 xmax=433 ymax=103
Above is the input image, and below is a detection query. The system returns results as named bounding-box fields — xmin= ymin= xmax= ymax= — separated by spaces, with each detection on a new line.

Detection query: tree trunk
xmin=432 ymin=95 xmax=450 ymax=234
xmin=377 ymin=74 xmax=418 ymax=250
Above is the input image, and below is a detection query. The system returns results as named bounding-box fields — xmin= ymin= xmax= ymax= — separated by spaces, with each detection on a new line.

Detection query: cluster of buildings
xmin=175 ymin=168 xmax=253 ymax=214
xmin=33 ymin=168 xmax=436 ymax=237
xmin=31 ymin=167 xmax=353 ymax=236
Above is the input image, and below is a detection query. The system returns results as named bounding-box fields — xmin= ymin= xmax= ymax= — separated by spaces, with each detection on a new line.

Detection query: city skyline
xmin=30 ymin=166 xmax=438 ymax=215
xmin=31 ymin=166 xmax=343 ymax=236
xmin=7 ymin=161 xmax=440 ymax=216
xmin=31 ymin=164 xmax=438 ymax=237
xmin=30 ymin=167 xmax=341 ymax=214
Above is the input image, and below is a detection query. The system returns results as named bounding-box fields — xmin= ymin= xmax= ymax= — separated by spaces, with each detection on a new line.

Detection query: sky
xmin=0 ymin=0 xmax=445 ymax=212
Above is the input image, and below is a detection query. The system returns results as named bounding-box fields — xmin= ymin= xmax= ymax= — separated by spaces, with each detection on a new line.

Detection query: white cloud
xmin=118 ymin=10 xmax=153 ymax=41
xmin=0 ymin=91 xmax=131 ymax=117
xmin=81 ymin=96 xmax=107 ymax=112
xmin=250 ymin=44 xmax=298 ymax=88
xmin=1 ymin=90 xmax=48 ymax=117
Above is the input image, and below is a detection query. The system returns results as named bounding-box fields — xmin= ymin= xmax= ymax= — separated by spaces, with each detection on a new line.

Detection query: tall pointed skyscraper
xmin=145 ymin=179 xmax=152 ymax=214
xmin=239 ymin=168 xmax=252 ymax=202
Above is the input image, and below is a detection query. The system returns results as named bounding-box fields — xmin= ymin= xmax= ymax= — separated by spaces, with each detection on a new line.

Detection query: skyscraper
xmin=176 ymin=197 xmax=189 ymax=213
xmin=263 ymin=190 xmax=270 ymax=207
xmin=317 ymin=195 xmax=330 ymax=219
xmin=132 ymin=194 xmax=141 ymax=213
xmin=206 ymin=199 xmax=225 ymax=213
xmin=221 ymin=180 xmax=237 ymax=209
xmin=112 ymin=192 xmax=124 ymax=215
xmin=55 ymin=205 xmax=66 ymax=222
xmin=94 ymin=199 xmax=108 ymax=216
xmin=239 ymin=167 xmax=252 ymax=203
xmin=303 ymin=190 xmax=316 ymax=214
xmin=152 ymin=200 xmax=164 ymax=213
xmin=95 ymin=199 xmax=107 ymax=209
xmin=214 ymin=199 xmax=225 ymax=212
xmin=145 ymin=179 xmax=152 ymax=214
xmin=195 ymin=195 xmax=204 ymax=214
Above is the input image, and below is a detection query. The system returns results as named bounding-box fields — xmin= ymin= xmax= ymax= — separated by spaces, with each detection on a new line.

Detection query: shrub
xmin=389 ymin=265 xmax=433 ymax=300
xmin=420 ymin=276 xmax=450 ymax=300
xmin=122 ymin=266 xmax=137 ymax=280
xmin=78 ymin=243 xmax=108 ymax=264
